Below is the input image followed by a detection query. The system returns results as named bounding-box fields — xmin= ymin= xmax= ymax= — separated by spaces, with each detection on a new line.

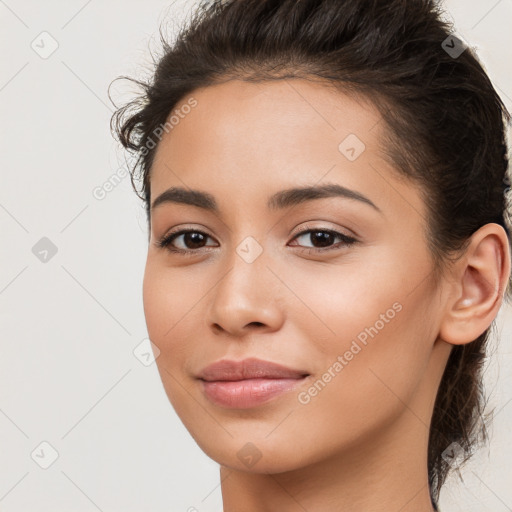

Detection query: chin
xmin=185 ymin=427 xmax=318 ymax=474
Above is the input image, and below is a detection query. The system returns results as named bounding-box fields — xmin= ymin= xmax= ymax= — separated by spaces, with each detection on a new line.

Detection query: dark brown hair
xmin=110 ymin=0 xmax=511 ymax=506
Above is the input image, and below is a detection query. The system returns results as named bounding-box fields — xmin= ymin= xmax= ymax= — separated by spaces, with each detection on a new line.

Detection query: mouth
xmin=197 ymin=357 xmax=310 ymax=409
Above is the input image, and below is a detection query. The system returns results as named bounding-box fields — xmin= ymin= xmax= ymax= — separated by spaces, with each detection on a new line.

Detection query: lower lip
xmin=201 ymin=377 xmax=306 ymax=409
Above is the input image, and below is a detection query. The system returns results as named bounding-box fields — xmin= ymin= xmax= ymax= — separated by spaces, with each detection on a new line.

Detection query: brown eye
xmin=290 ymin=228 xmax=357 ymax=252
xmin=158 ymin=229 xmax=218 ymax=253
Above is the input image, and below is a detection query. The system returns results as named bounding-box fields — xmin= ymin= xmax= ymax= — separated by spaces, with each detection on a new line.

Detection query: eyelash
xmin=156 ymin=226 xmax=358 ymax=256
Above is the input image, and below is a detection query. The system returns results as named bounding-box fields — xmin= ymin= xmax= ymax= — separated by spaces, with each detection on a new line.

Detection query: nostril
xmin=212 ymin=323 xmax=224 ymax=334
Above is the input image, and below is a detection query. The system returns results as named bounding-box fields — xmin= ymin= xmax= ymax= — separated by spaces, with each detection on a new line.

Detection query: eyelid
xmin=289 ymin=221 xmax=358 ymax=240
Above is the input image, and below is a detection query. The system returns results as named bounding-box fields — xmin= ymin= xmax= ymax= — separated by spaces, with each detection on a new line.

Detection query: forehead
xmin=150 ymin=79 xmax=386 ymax=187
xmin=162 ymin=79 xmax=382 ymax=146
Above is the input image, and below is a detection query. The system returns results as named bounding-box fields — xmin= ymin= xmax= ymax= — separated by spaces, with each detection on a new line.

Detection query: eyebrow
xmin=150 ymin=183 xmax=381 ymax=214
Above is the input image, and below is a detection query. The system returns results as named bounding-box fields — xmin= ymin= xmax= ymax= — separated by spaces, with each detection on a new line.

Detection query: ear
xmin=439 ymin=223 xmax=511 ymax=345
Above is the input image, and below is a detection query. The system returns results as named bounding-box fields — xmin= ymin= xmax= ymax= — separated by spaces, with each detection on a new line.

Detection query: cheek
xmin=286 ymin=239 xmax=434 ymax=354
xmin=282 ymin=252 xmax=407 ymax=352
xmin=143 ymin=259 xmax=199 ymax=340
xmin=142 ymin=262 xmax=202 ymax=415
xmin=142 ymin=261 xmax=200 ymax=375
xmin=284 ymin=251 xmax=436 ymax=427
xmin=285 ymin=308 xmax=434 ymax=466
xmin=142 ymin=265 xmax=170 ymax=343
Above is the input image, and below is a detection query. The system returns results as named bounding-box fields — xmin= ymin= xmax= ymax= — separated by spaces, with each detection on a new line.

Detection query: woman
xmin=111 ymin=0 xmax=511 ymax=510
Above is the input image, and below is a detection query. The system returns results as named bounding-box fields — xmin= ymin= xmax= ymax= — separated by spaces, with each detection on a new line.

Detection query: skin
xmin=142 ymin=79 xmax=510 ymax=512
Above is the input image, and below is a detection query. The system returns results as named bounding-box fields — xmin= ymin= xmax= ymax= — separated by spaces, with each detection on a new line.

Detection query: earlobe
xmin=439 ymin=223 xmax=511 ymax=346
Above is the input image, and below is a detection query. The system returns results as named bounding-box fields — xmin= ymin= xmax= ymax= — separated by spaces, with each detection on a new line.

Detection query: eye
xmin=157 ymin=229 xmax=218 ymax=254
xmin=289 ymin=227 xmax=357 ymax=253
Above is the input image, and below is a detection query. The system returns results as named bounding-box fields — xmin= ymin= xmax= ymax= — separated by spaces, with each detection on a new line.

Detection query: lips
xmin=197 ymin=357 xmax=310 ymax=409
xmin=197 ymin=357 xmax=309 ymax=381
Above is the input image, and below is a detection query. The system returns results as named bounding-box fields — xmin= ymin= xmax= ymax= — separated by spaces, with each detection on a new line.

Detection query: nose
xmin=206 ymin=245 xmax=285 ymax=337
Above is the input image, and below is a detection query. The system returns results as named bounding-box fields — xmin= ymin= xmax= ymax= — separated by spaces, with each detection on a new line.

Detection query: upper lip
xmin=197 ymin=357 xmax=309 ymax=381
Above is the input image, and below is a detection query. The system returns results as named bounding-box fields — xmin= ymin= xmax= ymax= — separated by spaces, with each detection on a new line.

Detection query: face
xmin=143 ymin=79 xmax=451 ymax=473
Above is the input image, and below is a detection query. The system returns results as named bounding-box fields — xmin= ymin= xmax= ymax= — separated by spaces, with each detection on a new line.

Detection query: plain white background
xmin=0 ymin=1 xmax=511 ymax=510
